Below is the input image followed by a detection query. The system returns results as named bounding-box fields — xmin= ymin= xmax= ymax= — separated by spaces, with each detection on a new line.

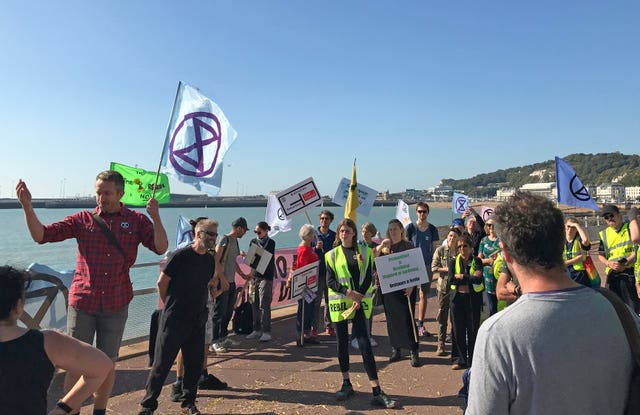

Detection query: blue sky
xmin=1 ymin=1 xmax=638 ymax=198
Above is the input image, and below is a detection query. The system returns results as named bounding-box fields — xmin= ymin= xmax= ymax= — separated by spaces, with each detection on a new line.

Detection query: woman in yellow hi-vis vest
xmin=326 ymin=218 xmax=399 ymax=409
xmin=448 ymin=234 xmax=484 ymax=370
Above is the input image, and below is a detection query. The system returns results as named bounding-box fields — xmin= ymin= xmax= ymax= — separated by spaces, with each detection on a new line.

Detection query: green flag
xmin=110 ymin=162 xmax=170 ymax=206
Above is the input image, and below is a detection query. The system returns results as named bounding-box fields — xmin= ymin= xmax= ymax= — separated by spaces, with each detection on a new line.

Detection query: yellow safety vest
xmin=563 ymin=238 xmax=586 ymax=271
xmin=599 ymin=223 xmax=634 ymax=275
xmin=325 ymin=243 xmax=374 ymax=322
xmin=635 ymin=245 xmax=640 ymax=283
xmin=451 ymin=254 xmax=484 ymax=293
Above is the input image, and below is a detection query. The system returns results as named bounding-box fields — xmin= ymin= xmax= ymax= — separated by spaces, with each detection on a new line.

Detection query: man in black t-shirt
xmin=139 ymin=219 xmax=221 ymax=415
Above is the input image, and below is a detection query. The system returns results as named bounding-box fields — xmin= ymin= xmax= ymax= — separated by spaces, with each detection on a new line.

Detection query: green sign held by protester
xmin=110 ymin=162 xmax=170 ymax=206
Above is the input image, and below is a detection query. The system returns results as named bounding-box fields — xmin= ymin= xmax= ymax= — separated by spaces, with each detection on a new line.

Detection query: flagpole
xmin=152 ymin=81 xmax=183 ymax=199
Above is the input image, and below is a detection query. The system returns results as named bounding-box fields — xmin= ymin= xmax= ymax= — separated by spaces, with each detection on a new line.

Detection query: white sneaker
xmin=351 ymin=338 xmax=359 ymax=349
xmin=259 ymin=332 xmax=272 ymax=342
xmin=246 ymin=330 xmax=262 ymax=339
xmin=212 ymin=343 xmax=227 ymax=354
xmin=369 ymin=337 xmax=378 ymax=347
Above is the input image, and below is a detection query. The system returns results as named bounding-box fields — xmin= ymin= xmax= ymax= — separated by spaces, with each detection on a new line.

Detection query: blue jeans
xmin=296 ymin=298 xmax=315 ymax=333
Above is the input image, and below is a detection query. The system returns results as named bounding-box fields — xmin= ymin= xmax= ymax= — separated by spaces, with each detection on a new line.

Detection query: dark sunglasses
xmin=603 ymin=214 xmax=614 ymax=220
xmin=417 ymin=210 xmax=428 ymax=214
xmin=487 ymin=224 xmax=494 ymax=228
xmin=201 ymin=230 xmax=218 ymax=237
xmin=254 ymin=229 xmax=264 ymax=234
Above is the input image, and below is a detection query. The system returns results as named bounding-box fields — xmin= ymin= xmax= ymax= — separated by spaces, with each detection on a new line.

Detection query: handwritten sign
xmin=374 ymin=248 xmax=428 ymax=294
xmin=332 ymin=177 xmax=377 ymax=216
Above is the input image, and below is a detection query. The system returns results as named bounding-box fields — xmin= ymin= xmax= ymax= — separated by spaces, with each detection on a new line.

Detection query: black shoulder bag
xmin=91 ymin=213 xmax=127 ymax=260
xmin=596 ymin=287 xmax=640 ymax=415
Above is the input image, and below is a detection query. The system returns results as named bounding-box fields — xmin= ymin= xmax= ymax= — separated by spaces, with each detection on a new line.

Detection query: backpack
xmin=232 ymin=287 xmax=253 ymax=335
xmin=596 ymin=287 xmax=640 ymax=415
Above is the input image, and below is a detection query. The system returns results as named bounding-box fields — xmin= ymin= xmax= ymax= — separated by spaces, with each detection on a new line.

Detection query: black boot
xmin=389 ymin=347 xmax=401 ymax=362
xmin=410 ymin=350 xmax=421 ymax=367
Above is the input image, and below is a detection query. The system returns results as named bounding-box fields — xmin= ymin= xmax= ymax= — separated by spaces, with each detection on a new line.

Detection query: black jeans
xmin=212 ymin=282 xmax=236 ymax=342
xmin=335 ymin=309 xmax=378 ymax=381
xmin=450 ymin=292 xmax=481 ymax=367
xmin=141 ymin=310 xmax=206 ymax=410
xmin=607 ymin=272 xmax=640 ymax=314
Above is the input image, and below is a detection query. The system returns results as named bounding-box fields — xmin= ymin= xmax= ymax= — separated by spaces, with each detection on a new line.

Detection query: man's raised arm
xmin=16 ymin=179 xmax=45 ymax=243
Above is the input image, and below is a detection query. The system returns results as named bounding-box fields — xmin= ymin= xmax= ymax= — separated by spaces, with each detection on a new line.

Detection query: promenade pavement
xmin=46 ymin=243 xmax=609 ymax=414
xmin=48 ymin=290 xmax=467 ymax=415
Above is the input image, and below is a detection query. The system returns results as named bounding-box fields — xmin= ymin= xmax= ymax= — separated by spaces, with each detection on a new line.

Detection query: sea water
xmin=1 ymin=205 xmax=455 ymax=340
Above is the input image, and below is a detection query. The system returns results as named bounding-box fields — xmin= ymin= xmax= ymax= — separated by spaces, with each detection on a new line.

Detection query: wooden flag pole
xmin=407 ymin=294 xmax=418 ymax=343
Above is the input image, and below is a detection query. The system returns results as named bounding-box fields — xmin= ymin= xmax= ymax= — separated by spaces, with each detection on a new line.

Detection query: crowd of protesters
xmin=7 ymin=172 xmax=640 ymax=414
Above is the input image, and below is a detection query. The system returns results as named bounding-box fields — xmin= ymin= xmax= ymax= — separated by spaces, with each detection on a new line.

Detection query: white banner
xmin=374 ymin=248 xmax=428 ymax=294
xmin=395 ymin=199 xmax=411 ymax=227
xmin=265 ymin=194 xmax=292 ymax=237
xmin=276 ymin=177 xmax=322 ymax=218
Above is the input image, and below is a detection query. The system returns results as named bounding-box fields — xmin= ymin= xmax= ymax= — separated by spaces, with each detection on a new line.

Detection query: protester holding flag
xmin=378 ymin=219 xmax=421 ymax=368
xmin=462 ymin=207 xmax=486 ymax=255
xmin=326 ymin=218 xmax=399 ymax=408
xmin=16 ymin=171 xmax=168 ymax=415
xmin=287 ymin=224 xmax=320 ymax=346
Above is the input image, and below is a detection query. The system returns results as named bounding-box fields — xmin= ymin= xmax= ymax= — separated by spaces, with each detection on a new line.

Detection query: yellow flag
xmin=345 ymin=159 xmax=359 ymax=222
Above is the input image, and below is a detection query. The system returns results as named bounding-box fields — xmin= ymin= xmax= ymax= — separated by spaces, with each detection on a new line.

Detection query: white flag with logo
xmin=175 ymin=215 xmax=194 ymax=249
xmin=479 ymin=206 xmax=495 ymax=221
xmin=265 ymin=194 xmax=292 ymax=237
xmin=452 ymin=192 xmax=469 ymax=214
xmin=160 ymin=81 xmax=237 ymax=195
xmin=395 ymin=199 xmax=411 ymax=226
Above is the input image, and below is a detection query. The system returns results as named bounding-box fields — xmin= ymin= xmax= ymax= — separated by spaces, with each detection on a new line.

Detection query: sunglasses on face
xmin=201 ymin=230 xmax=218 ymax=238
xmin=603 ymin=214 xmax=614 ymax=220
xmin=417 ymin=210 xmax=428 ymax=214
xmin=487 ymin=224 xmax=494 ymax=228
xmin=254 ymin=229 xmax=263 ymax=234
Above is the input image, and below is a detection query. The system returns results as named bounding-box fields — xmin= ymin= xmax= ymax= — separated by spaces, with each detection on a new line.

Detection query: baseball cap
xmin=600 ymin=204 xmax=619 ymax=217
xmin=451 ymin=218 xmax=464 ymax=227
xmin=232 ymin=217 xmax=249 ymax=230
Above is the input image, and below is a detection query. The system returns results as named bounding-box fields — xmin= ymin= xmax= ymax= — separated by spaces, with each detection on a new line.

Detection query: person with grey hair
xmin=139 ymin=218 xmax=221 ymax=415
xmin=287 ymin=224 xmax=320 ymax=345
xmin=467 ymin=191 xmax=639 ymax=415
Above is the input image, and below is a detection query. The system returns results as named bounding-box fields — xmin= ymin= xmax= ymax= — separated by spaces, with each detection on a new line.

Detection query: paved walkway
xmin=48 ymin=295 xmax=467 ymax=414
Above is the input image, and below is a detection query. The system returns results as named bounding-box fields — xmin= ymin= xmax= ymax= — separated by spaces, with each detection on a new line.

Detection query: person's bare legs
xmin=93 ymin=366 xmax=116 ymax=409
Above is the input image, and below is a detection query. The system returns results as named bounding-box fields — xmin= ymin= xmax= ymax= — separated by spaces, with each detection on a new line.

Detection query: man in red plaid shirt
xmin=16 ymin=170 xmax=168 ymax=415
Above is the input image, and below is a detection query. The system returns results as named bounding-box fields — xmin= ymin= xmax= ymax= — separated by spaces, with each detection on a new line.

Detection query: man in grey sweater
xmin=466 ymin=191 xmax=638 ymax=415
